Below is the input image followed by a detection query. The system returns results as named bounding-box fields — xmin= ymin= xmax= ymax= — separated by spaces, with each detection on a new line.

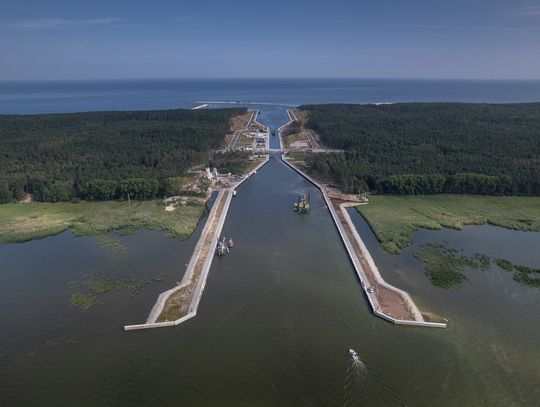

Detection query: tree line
xmin=300 ymin=103 xmax=540 ymax=195
xmin=209 ymin=150 xmax=252 ymax=174
xmin=0 ymin=108 xmax=246 ymax=203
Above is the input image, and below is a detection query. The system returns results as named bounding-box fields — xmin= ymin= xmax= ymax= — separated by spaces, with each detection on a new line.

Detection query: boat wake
xmin=343 ymin=349 xmax=407 ymax=407
xmin=343 ymin=354 xmax=368 ymax=407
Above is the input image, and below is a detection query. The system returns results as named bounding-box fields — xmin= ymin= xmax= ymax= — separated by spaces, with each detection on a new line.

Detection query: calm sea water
xmin=1 ymin=78 xmax=540 ymax=114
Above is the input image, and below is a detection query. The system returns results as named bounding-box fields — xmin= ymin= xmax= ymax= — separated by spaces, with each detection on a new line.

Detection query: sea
xmin=1 ymin=78 xmax=540 ymax=114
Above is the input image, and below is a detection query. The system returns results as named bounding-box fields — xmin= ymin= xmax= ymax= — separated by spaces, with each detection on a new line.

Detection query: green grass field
xmin=0 ymin=199 xmax=205 ymax=244
xmin=357 ymin=195 xmax=540 ymax=254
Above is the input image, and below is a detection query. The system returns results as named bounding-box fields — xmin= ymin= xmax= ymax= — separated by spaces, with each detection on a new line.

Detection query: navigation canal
xmin=0 ymin=109 xmax=538 ymax=406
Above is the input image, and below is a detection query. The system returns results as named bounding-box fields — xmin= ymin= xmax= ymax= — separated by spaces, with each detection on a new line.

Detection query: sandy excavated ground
xmin=325 ymin=186 xmax=361 ymax=202
xmin=159 ymin=190 xmax=230 ymax=321
xmin=290 ymin=140 xmax=310 ymax=149
xmin=19 ymin=193 xmax=33 ymax=204
xmin=329 ymin=194 xmax=416 ymax=321
xmin=230 ymin=111 xmax=253 ymax=132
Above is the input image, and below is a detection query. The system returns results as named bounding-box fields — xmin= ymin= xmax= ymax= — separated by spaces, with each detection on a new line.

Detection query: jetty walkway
xmin=280 ymin=155 xmax=446 ymax=328
xmin=124 ymin=157 xmax=269 ymax=331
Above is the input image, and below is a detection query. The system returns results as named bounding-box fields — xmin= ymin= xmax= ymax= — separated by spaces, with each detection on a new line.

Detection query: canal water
xmin=0 ymin=109 xmax=539 ymax=406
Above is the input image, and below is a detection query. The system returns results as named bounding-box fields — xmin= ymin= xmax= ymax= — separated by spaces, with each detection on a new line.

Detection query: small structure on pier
xmin=256 ymin=132 xmax=267 ymax=147
xmin=216 ymin=236 xmax=234 ymax=256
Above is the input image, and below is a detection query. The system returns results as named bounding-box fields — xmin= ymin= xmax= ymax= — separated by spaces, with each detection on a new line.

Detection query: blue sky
xmin=1 ymin=0 xmax=539 ymax=80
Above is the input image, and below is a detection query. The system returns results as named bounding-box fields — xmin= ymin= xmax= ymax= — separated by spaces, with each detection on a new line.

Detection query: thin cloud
xmin=175 ymin=14 xmax=196 ymax=22
xmin=513 ymin=4 xmax=540 ymax=17
xmin=376 ymin=23 xmax=540 ymax=32
xmin=0 ymin=17 xmax=123 ymax=31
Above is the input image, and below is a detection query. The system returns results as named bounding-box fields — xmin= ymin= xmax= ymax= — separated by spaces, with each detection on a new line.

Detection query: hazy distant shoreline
xmin=1 ymin=78 xmax=540 ymax=114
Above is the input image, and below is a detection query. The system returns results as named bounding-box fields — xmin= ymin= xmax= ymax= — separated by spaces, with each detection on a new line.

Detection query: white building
xmin=256 ymin=132 xmax=266 ymax=144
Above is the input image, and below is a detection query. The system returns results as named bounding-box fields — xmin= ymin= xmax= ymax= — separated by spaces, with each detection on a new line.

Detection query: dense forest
xmin=0 ymin=108 xmax=245 ymax=202
xmin=300 ymin=103 xmax=540 ymax=195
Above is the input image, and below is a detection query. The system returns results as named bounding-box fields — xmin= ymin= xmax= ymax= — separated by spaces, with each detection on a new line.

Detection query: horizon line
xmin=2 ymin=76 xmax=540 ymax=82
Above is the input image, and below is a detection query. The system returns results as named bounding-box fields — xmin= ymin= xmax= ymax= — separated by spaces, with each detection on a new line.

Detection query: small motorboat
xmin=233 ymin=190 xmax=237 ymax=197
xmin=348 ymin=349 xmax=359 ymax=362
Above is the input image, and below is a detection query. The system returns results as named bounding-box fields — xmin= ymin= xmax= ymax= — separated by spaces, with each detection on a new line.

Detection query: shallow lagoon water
xmin=1 ymin=103 xmax=539 ymax=405
xmin=1 ymin=153 xmax=539 ymax=406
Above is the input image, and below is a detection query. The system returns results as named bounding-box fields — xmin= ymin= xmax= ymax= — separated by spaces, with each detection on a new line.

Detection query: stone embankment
xmin=281 ymin=156 xmax=446 ymax=329
xmin=124 ymin=157 xmax=269 ymax=331
xmin=278 ymin=111 xmax=295 ymax=150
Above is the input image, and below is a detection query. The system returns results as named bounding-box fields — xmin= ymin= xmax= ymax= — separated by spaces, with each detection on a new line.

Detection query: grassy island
xmin=414 ymin=244 xmax=489 ymax=288
xmin=414 ymin=244 xmax=540 ymax=289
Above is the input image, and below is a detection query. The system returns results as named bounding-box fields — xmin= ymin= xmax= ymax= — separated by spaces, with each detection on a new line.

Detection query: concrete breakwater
xmin=191 ymin=104 xmax=209 ymax=110
xmin=124 ymin=157 xmax=269 ymax=331
xmin=277 ymin=110 xmax=296 ymax=150
xmin=252 ymin=110 xmax=265 ymax=130
xmin=281 ymin=155 xmax=446 ymax=329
